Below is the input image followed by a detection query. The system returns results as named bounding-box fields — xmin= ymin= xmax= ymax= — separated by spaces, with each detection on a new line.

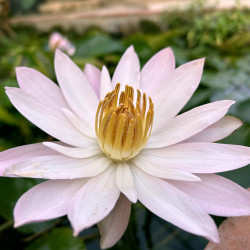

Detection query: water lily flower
xmin=49 ymin=32 xmax=75 ymax=56
xmin=1 ymin=46 xmax=250 ymax=249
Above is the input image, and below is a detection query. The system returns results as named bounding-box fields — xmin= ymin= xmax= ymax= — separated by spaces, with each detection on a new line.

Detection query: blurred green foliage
xmin=0 ymin=5 xmax=250 ymax=250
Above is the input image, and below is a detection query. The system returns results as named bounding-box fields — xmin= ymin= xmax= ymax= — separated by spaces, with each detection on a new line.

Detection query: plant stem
xmin=0 ymin=220 xmax=13 ymax=232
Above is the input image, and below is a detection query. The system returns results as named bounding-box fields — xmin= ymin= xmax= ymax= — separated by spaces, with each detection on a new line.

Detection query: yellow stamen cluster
xmin=95 ymin=83 xmax=154 ymax=162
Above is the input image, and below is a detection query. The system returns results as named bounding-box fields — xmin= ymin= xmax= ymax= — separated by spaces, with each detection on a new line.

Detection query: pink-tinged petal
xmin=83 ymin=63 xmax=101 ymax=97
xmin=98 ymin=194 xmax=131 ymax=249
xmin=168 ymin=174 xmax=250 ymax=217
xmin=152 ymin=58 xmax=205 ymax=131
xmin=0 ymin=143 xmax=58 ymax=175
xmin=14 ymin=179 xmax=85 ymax=227
xmin=140 ymin=47 xmax=175 ymax=96
xmin=54 ymin=50 xmax=98 ymax=127
xmin=43 ymin=142 xmax=102 ymax=158
xmin=68 ymin=166 xmax=120 ymax=236
xmin=112 ymin=46 xmax=140 ymax=90
xmin=184 ymin=116 xmax=243 ymax=143
xmin=49 ymin=32 xmax=75 ymax=56
xmin=132 ymin=167 xmax=219 ymax=243
xmin=100 ymin=66 xmax=112 ymax=100
xmin=132 ymin=155 xmax=200 ymax=181
xmin=143 ymin=142 xmax=250 ymax=173
xmin=6 ymin=88 xmax=93 ymax=147
xmin=4 ymin=154 xmax=112 ymax=179
xmin=148 ymin=100 xmax=234 ymax=148
xmin=62 ymin=108 xmax=96 ymax=138
xmin=116 ymin=163 xmax=137 ymax=203
xmin=16 ymin=67 xmax=70 ymax=111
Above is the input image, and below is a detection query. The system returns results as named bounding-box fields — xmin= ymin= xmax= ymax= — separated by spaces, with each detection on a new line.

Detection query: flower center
xmin=95 ymin=83 xmax=154 ymax=162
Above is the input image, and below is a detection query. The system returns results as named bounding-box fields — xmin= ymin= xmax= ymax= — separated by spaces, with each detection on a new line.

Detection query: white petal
xmin=6 ymin=88 xmax=93 ymax=147
xmin=0 ymin=143 xmax=58 ymax=175
xmin=4 ymin=154 xmax=112 ymax=179
xmin=43 ymin=142 xmax=102 ymax=158
xmin=112 ymin=46 xmax=140 ymax=90
xmin=184 ymin=116 xmax=243 ymax=143
xmin=116 ymin=163 xmax=137 ymax=203
xmin=14 ymin=179 xmax=86 ymax=227
xmin=132 ymin=155 xmax=200 ymax=181
xmin=16 ymin=67 xmax=70 ymax=111
xmin=168 ymin=174 xmax=250 ymax=217
xmin=54 ymin=50 xmax=98 ymax=127
xmin=143 ymin=142 xmax=250 ymax=173
xmin=100 ymin=66 xmax=112 ymax=100
xmin=132 ymin=167 xmax=219 ymax=243
xmin=62 ymin=108 xmax=96 ymax=138
xmin=148 ymin=100 xmax=234 ymax=148
xmin=152 ymin=58 xmax=205 ymax=131
xmin=68 ymin=166 xmax=120 ymax=236
xmin=83 ymin=63 xmax=101 ymax=97
xmin=140 ymin=47 xmax=175 ymax=96
xmin=98 ymin=194 xmax=131 ymax=249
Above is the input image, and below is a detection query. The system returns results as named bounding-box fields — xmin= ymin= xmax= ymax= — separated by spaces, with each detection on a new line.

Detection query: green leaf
xmin=220 ymin=167 xmax=250 ymax=188
xmin=18 ymin=220 xmax=59 ymax=234
xmin=222 ymin=32 xmax=250 ymax=49
xmin=20 ymin=0 xmax=38 ymax=11
xmin=25 ymin=228 xmax=85 ymax=250
xmin=181 ymin=89 xmax=211 ymax=112
xmin=0 ymin=139 xmax=15 ymax=151
xmin=215 ymin=86 xmax=250 ymax=102
xmin=76 ymin=34 xmax=124 ymax=58
xmin=0 ymin=106 xmax=23 ymax=126
xmin=146 ymin=29 xmax=187 ymax=50
xmin=202 ymin=70 xmax=250 ymax=90
xmin=233 ymin=99 xmax=250 ymax=123
xmin=0 ymin=178 xmax=41 ymax=220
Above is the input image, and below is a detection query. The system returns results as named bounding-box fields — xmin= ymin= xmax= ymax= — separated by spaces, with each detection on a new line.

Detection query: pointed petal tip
xmin=162 ymin=46 xmax=174 ymax=54
xmin=15 ymin=66 xmax=24 ymax=74
xmin=84 ymin=63 xmax=99 ymax=72
xmin=221 ymin=99 xmax=236 ymax=107
xmin=237 ymin=117 xmax=244 ymax=126
xmin=84 ymin=63 xmax=91 ymax=68
xmin=190 ymin=175 xmax=201 ymax=182
xmin=129 ymin=194 xmax=137 ymax=203
xmin=127 ymin=45 xmax=135 ymax=51
xmin=208 ymin=232 xmax=220 ymax=244
xmin=15 ymin=66 xmax=32 ymax=73
xmin=212 ymin=100 xmax=235 ymax=109
xmin=55 ymin=48 xmax=66 ymax=60
xmin=199 ymin=57 xmax=205 ymax=63
xmin=100 ymin=241 xmax=111 ymax=249
xmin=122 ymin=45 xmax=136 ymax=56
xmin=166 ymin=47 xmax=175 ymax=57
xmin=5 ymin=87 xmax=20 ymax=96
xmin=203 ymin=225 xmax=220 ymax=244
xmin=55 ymin=48 xmax=62 ymax=55
xmin=226 ymin=99 xmax=235 ymax=104
xmin=73 ymin=230 xmax=80 ymax=237
xmin=42 ymin=141 xmax=52 ymax=148
xmin=14 ymin=221 xmax=24 ymax=228
xmin=5 ymin=86 xmax=13 ymax=92
xmin=191 ymin=57 xmax=205 ymax=68
xmin=101 ymin=65 xmax=108 ymax=72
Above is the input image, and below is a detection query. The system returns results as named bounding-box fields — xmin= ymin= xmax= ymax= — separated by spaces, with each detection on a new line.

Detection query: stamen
xmin=95 ymin=83 xmax=154 ymax=161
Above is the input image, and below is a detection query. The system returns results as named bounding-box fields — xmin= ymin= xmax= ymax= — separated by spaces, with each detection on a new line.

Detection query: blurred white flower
xmin=49 ymin=32 xmax=75 ymax=56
